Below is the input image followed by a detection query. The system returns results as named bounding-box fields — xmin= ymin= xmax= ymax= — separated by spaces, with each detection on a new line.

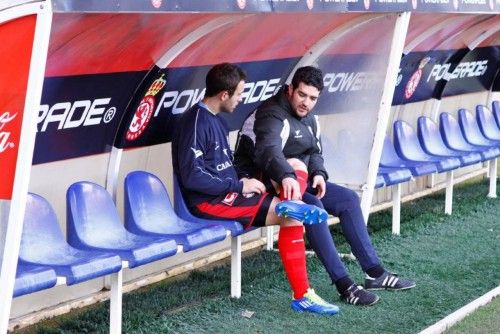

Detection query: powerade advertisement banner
xmin=51 ymin=0 xmax=499 ymax=13
xmin=314 ymin=54 xmax=387 ymax=115
xmin=34 ymin=71 xmax=146 ymax=164
xmin=393 ymin=46 xmax=499 ymax=105
xmin=34 ymin=45 xmax=498 ymax=165
xmin=114 ymin=59 xmax=296 ymax=150
xmin=0 ymin=15 xmax=36 ymax=200
xmin=35 ymin=59 xmax=297 ymax=164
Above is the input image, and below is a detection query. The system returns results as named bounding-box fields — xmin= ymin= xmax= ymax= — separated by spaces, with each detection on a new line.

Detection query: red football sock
xmin=278 ymin=225 xmax=309 ymax=299
xmin=279 ymin=169 xmax=308 ymax=201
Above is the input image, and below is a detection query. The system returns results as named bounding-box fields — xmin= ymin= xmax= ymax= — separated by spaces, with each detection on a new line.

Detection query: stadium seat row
xmin=375 ymin=103 xmax=499 ymax=234
xmin=14 ymin=171 xmax=251 ymax=333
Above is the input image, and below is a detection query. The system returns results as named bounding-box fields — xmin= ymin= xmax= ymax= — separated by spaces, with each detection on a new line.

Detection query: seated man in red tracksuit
xmin=234 ymin=66 xmax=416 ymax=306
xmin=172 ymin=63 xmax=338 ymax=315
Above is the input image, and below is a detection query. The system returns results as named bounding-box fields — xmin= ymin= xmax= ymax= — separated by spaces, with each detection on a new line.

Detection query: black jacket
xmin=234 ymin=86 xmax=328 ymax=184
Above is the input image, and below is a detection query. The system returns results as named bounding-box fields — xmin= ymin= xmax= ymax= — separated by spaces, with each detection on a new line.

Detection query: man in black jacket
xmin=235 ymin=66 xmax=416 ymax=306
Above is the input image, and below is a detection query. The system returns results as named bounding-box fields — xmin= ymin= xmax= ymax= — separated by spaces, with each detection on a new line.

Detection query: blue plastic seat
xmin=493 ymin=101 xmax=500 ymax=129
xmin=458 ymin=109 xmax=500 ymax=147
xmin=173 ymin=173 xmax=244 ymax=237
xmin=374 ymin=174 xmax=386 ymax=189
xmin=417 ymin=116 xmax=482 ymax=167
xmin=124 ymin=171 xmax=227 ymax=252
xmin=380 ymin=136 xmax=438 ymax=176
xmin=378 ymin=166 xmax=412 ymax=186
xmin=394 ymin=120 xmax=461 ymax=172
xmin=14 ymin=262 xmax=57 ymax=297
xmin=19 ymin=193 xmax=122 ymax=285
xmin=67 ymin=182 xmax=178 ymax=268
xmin=476 ymin=105 xmax=500 ymax=141
xmin=439 ymin=112 xmax=500 ymax=160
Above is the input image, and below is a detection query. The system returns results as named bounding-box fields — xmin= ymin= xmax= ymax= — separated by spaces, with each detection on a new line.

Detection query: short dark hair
xmin=205 ymin=63 xmax=247 ymax=98
xmin=291 ymin=66 xmax=324 ymax=92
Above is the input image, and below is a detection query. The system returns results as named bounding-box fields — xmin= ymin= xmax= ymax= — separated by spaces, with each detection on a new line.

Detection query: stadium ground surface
xmin=15 ymin=177 xmax=499 ymax=334
xmin=444 ymin=296 xmax=500 ymax=334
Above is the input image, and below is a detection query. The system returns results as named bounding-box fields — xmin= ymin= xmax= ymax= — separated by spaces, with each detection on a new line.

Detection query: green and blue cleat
xmin=291 ymin=288 xmax=340 ymax=315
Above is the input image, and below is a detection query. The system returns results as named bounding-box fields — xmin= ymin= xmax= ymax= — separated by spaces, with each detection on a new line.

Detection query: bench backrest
xmin=492 ymin=101 xmax=500 ymax=128
xmin=67 ymin=182 xmax=129 ymax=248
xmin=20 ymin=193 xmax=71 ymax=263
xmin=476 ymin=105 xmax=500 ymax=139
xmin=458 ymin=108 xmax=492 ymax=145
xmin=124 ymin=171 xmax=177 ymax=234
xmin=173 ymin=173 xmax=244 ymax=236
xmin=394 ymin=120 xmax=430 ymax=161
xmin=417 ymin=116 xmax=455 ymax=155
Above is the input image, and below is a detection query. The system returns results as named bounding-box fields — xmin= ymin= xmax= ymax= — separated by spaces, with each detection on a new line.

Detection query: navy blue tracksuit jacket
xmin=172 ymin=102 xmax=243 ymax=208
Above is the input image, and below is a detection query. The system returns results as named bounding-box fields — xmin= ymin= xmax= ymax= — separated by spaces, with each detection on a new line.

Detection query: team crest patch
xmin=405 ymin=69 xmax=422 ymax=99
xmin=126 ymin=74 xmax=166 ymax=141
xmin=237 ymin=0 xmax=246 ymax=9
xmin=222 ymin=192 xmax=239 ymax=206
xmin=151 ymin=0 xmax=162 ymax=8
xmin=405 ymin=57 xmax=430 ymax=100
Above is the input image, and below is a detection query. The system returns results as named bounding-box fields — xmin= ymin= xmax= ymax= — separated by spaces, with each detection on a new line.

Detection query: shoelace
xmin=346 ymin=285 xmax=361 ymax=297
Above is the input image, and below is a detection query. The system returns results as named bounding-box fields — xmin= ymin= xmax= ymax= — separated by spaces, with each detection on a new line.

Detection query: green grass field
xmin=18 ymin=177 xmax=499 ymax=334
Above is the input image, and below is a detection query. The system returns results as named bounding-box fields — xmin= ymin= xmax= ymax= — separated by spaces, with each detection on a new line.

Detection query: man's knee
xmin=323 ymin=184 xmax=360 ymax=212
xmin=302 ymin=191 xmax=324 ymax=209
xmin=267 ymin=197 xmax=303 ymax=227
xmin=338 ymin=187 xmax=360 ymax=209
xmin=344 ymin=188 xmax=359 ymax=206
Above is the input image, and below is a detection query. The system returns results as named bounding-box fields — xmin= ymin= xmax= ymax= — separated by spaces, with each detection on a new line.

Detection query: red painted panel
xmin=46 ymin=13 xmax=220 ymax=76
xmin=406 ymin=13 xmax=497 ymax=52
xmin=321 ymin=14 xmax=397 ymax=56
xmin=477 ymin=34 xmax=499 ymax=48
xmin=46 ymin=13 xmax=376 ymax=76
xmin=0 ymin=15 xmax=36 ymax=200
xmin=168 ymin=13 xmax=366 ymax=67
xmin=452 ymin=16 xmax=500 ymax=49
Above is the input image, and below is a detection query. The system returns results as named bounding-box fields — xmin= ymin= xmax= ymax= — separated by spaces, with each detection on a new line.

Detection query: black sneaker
xmin=364 ymin=272 xmax=416 ymax=290
xmin=340 ymin=284 xmax=379 ymax=306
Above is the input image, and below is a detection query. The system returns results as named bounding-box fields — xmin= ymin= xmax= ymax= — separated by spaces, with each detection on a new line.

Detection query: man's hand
xmin=312 ymin=175 xmax=326 ymax=199
xmin=281 ymin=177 xmax=302 ymax=200
xmin=241 ymin=177 xmax=266 ymax=195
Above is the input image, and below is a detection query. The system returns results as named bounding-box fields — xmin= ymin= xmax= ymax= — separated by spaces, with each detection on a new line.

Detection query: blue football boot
xmin=291 ymin=288 xmax=340 ymax=315
xmin=275 ymin=200 xmax=328 ymax=225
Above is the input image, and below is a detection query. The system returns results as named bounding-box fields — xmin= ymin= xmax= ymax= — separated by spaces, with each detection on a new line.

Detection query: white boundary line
xmin=419 ymin=286 xmax=500 ymax=334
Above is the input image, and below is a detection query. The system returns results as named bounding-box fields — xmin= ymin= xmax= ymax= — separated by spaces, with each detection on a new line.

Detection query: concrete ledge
xmin=419 ymin=286 xmax=500 ymax=334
